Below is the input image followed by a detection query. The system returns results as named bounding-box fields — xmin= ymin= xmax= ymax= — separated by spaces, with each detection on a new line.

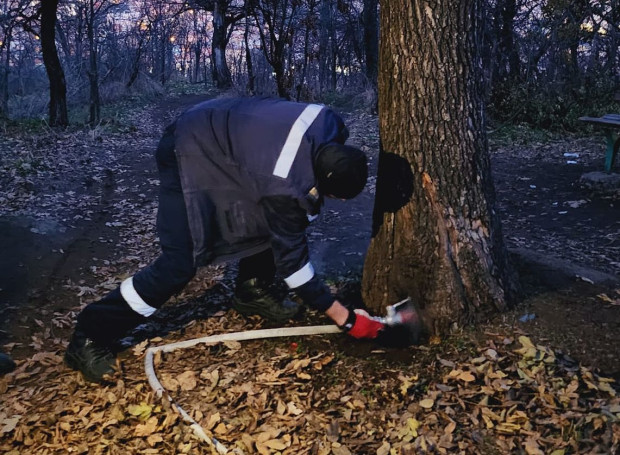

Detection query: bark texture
xmin=211 ymin=0 xmax=233 ymax=89
xmin=41 ymin=0 xmax=68 ymax=127
xmin=362 ymin=0 xmax=518 ymax=334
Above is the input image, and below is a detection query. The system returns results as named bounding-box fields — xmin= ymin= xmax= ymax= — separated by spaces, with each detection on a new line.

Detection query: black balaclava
xmin=315 ymin=144 xmax=368 ymax=199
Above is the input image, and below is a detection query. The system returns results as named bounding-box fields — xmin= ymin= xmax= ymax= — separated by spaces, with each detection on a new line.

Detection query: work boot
xmin=0 ymin=352 xmax=16 ymax=375
xmin=65 ymin=330 xmax=116 ymax=383
xmin=232 ymin=278 xmax=301 ymax=322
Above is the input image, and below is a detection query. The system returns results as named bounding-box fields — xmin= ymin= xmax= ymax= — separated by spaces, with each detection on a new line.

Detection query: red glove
xmin=342 ymin=309 xmax=385 ymax=339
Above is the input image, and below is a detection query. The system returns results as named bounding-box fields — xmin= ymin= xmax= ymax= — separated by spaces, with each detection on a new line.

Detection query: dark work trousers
xmin=76 ymin=124 xmax=277 ymax=346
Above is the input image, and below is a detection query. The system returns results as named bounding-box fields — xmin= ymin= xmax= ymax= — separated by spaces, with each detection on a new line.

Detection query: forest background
xmin=0 ymin=0 xmax=618 ymax=128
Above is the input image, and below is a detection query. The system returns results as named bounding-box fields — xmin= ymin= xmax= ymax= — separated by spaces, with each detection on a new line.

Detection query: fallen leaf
xmin=524 ymin=437 xmax=544 ymax=455
xmin=134 ymin=416 xmax=158 ymax=436
xmin=429 ymin=335 xmax=441 ymax=345
xmin=0 ymin=416 xmax=20 ymax=434
xmin=264 ymin=438 xmax=288 ymax=450
xmin=127 ymin=403 xmax=153 ymax=420
xmin=177 ymin=370 xmax=197 ymax=391
xmin=376 ymin=441 xmax=390 ymax=455
xmin=147 ymin=434 xmax=163 ymax=446
xmin=419 ymin=398 xmax=434 ymax=409
xmin=457 ymin=371 xmax=476 ymax=382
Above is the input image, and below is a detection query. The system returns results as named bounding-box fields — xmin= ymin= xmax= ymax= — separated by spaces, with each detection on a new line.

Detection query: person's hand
xmin=345 ymin=309 xmax=385 ymax=339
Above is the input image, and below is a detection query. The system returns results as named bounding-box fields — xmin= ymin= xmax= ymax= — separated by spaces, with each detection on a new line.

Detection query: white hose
xmin=144 ymin=325 xmax=341 ymax=453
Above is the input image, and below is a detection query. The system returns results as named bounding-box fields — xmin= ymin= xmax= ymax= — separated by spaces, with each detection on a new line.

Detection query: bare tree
xmin=192 ymin=0 xmax=244 ymax=89
xmin=362 ymin=0 xmax=377 ymax=90
xmin=362 ymin=0 xmax=518 ymax=333
xmin=0 ymin=1 xmax=24 ymax=117
xmin=251 ymin=0 xmax=301 ymax=98
xmin=41 ymin=0 xmax=68 ymax=126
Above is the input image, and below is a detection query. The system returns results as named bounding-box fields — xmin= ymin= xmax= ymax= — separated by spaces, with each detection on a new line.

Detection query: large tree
xmin=362 ymin=0 xmax=518 ymax=334
xmin=41 ymin=0 xmax=68 ymax=126
xmin=193 ymin=0 xmax=243 ymax=89
xmin=362 ymin=0 xmax=378 ymax=91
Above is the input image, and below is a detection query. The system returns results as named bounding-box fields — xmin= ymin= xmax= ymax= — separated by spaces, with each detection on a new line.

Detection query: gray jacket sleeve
xmin=260 ymin=196 xmax=335 ymax=311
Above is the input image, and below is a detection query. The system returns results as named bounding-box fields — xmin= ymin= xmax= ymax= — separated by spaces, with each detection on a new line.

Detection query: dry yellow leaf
xmin=177 ymin=370 xmax=197 ymax=391
xmin=524 ymin=437 xmax=544 ymax=455
xmin=214 ymin=423 xmax=228 ymax=435
xmin=256 ymin=427 xmax=281 ymax=443
xmin=204 ymin=412 xmax=220 ymax=430
xmin=223 ymin=340 xmax=241 ymax=351
xmin=332 ymin=445 xmax=352 ymax=455
xmin=407 ymin=417 xmax=420 ymax=438
xmin=419 ymin=398 xmax=434 ymax=409
xmin=1 ymin=416 xmax=20 ymax=434
xmin=376 ymin=441 xmax=391 ymax=455
xmin=457 ymin=371 xmax=476 ymax=382
xmin=264 ymin=438 xmax=288 ymax=450
xmin=146 ymin=434 xmax=163 ymax=447
xmin=598 ymin=381 xmax=616 ymax=397
xmin=293 ymin=358 xmax=311 ymax=370
xmin=518 ymin=336 xmax=535 ymax=348
xmin=287 ymin=401 xmax=303 ymax=415
xmin=255 ymin=441 xmax=271 ymax=455
xmin=276 ymin=400 xmax=286 ymax=415
xmin=127 ymin=403 xmax=152 ymax=420
xmin=134 ymin=416 xmax=158 ymax=436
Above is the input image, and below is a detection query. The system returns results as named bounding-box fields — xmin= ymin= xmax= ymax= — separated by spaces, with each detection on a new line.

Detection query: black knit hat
xmin=315 ymin=144 xmax=368 ymax=199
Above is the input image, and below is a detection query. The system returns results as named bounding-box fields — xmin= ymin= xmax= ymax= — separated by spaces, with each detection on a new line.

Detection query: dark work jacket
xmin=173 ymin=97 xmax=348 ymax=307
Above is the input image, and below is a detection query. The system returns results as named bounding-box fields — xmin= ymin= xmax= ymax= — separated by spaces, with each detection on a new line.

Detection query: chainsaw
xmin=376 ymin=297 xmax=422 ymax=347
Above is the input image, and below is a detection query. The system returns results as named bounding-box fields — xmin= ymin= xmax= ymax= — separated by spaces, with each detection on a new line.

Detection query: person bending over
xmin=65 ymin=97 xmax=384 ymax=383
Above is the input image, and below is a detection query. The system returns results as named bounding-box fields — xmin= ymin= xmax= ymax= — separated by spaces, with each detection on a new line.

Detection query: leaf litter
xmin=0 ymin=100 xmax=618 ymax=453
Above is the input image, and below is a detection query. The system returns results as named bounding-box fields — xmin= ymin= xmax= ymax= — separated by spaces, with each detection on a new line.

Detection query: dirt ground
xmin=0 ymin=93 xmax=619 ymax=453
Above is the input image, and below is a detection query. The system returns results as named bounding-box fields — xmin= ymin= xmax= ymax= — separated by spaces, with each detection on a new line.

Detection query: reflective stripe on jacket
xmin=173 ymin=97 xmax=348 ymax=289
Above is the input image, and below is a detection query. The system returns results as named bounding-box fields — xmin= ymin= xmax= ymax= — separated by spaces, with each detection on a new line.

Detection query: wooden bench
xmin=579 ymin=111 xmax=620 ymax=173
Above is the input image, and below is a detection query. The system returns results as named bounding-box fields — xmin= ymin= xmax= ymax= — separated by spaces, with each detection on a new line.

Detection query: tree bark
xmin=0 ymin=31 xmax=11 ymax=118
xmin=127 ymin=32 xmax=145 ymax=88
xmin=362 ymin=0 xmax=518 ymax=335
xmin=87 ymin=0 xmax=100 ymax=125
xmin=211 ymin=0 xmax=232 ymax=89
xmin=243 ymin=5 xmax=255 ymax=94
xmin=362 ymin=0 xmax=378 ymax=85
xmin=41 ymin=0 xmax=68 ymax=127
xmin=318 ymin=0 xmax=333 ymax=94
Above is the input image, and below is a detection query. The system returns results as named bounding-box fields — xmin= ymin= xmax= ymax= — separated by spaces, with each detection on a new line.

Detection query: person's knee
xmin=167 ymin=260 xmax=196 ymax=288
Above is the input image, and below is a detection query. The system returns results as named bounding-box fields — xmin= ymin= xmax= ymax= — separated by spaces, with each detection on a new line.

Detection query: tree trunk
xmin=362 ymin=0 xmax=518 ymax=335
xmin=296 ymin=3 xmax=315 ymax=101
xmin=211 ymin=0 xmax=232 ymax=89
xmin=127 ymin=33 xmax=145 ymax=89
xmin=41 ymin=0 xmax=68 ymax=127
xmin=362 ymin=0 xmax=378 ymax=86
xmin=193 ymin=43 xmax=201 ymax=83
xmin=273 ymin=53 xmax=288 ymax=98
xmin=319 ymin=0 xmax=332 ymax=93
xmin=0 ymin=31 xmax=11 ymax=118
xmin=244 ymin=8 xmax=255 ymax=94
xmin=87 ymin=0 xmax=100 ymax=125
